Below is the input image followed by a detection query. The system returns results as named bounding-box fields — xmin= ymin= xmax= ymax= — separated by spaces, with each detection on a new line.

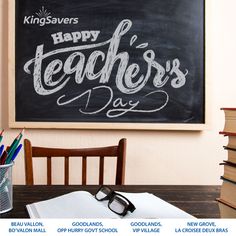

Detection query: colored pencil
xmin=5 ymin=130 xmax=23 ymax=164
xmin=0 ymin=129 xmax=4 ymax=143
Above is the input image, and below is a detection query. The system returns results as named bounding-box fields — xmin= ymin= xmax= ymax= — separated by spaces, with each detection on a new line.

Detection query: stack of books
xmin=218 ymin=108 xmax=236 ymax=217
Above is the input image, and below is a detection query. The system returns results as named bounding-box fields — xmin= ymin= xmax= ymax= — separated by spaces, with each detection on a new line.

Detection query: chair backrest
xmin=24 ymin=138 xmax=126 ymax=185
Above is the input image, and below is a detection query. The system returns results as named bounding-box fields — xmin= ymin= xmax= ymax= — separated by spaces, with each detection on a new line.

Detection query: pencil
xmin=6 ymin=144 xmax=22 ymax=164
xmin=0 ymin=129 xmax=4 ymax=143
xmin=5 ymin=130 xmax=24 ymax=163
xmin=0 ymin=151 xmax=7 ymax=165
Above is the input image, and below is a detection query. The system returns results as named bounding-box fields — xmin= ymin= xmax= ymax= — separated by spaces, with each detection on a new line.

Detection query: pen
xmin=6 ymin=144 xmax=22 ymax=164
xmin=0 ymin=129 xmax=4 ymax=143
xmin=0 ymin=144 xmax=4 ymax=157
xmin=5 ymin=129 xmax=24 ymax=163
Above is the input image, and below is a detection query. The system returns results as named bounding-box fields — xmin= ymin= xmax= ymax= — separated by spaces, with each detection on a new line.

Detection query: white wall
xmin=0 ymin=0 xmax=235 ymax=185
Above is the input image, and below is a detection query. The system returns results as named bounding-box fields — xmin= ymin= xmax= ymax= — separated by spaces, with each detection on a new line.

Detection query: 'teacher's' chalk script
xmin=24 ymin=19 xmax=188 ymax=118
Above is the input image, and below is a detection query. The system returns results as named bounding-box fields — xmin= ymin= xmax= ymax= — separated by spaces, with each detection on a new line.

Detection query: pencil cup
xmin=0 ymin=162 xmax=14 ymax=213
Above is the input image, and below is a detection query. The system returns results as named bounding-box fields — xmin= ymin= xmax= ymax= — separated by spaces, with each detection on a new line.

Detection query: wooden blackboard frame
xmin=8 ymin=0 xmax=207 ymax=130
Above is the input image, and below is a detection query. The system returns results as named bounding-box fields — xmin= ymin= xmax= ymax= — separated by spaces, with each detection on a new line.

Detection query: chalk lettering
xmin=24 ymin=19 xmax=188 ymax=118
xmin=51 ymin=31 xmax=100 ymax=44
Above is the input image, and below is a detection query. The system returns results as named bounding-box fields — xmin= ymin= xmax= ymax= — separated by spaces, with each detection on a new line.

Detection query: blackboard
xmin=9 ymin=0 xmax=205 ymax=130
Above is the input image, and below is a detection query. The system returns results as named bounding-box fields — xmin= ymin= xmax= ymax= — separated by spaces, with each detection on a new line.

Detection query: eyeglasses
xmin=95 ymin=185 xmax=136 ymax=216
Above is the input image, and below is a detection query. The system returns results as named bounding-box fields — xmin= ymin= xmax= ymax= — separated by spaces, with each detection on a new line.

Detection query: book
xmin=217 ymin=198 xmax=236 ymax=218
xmin=220 ymin=177 xmax=236 ymax=206
xmin=227 ymin=134 xmax=236 ymax=148
xmin=221 ymin=108 xmax=236 ymax=133
xmin=220 ymin=132 xmax=236 ymax=149
xmin=220 ymin=161 xmax=236 ymax=182
xmin=223 ymin=146 xmax=236 ymax=164
xmin=26 ymin=190 xmax=194 ymax=219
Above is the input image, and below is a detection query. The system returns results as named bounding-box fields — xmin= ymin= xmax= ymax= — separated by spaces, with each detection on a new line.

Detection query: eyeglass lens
xmin=109 ymin=195 xmax=127 ymax=214
xmin=95 ymin=186 xmax=135 ymax=216
xmin=96 ymin=186 xmax=112 ymax=200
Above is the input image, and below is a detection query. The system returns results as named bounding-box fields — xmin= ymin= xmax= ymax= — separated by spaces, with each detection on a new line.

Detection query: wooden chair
xmin=24 ymin=138 xmax=126 ymax=185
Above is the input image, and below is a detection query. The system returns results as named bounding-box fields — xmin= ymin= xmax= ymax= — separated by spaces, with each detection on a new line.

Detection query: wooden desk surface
xmin=1 ymin=185 xmax=220 ymax=218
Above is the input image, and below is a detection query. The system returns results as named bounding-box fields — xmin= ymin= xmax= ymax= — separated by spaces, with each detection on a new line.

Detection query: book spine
xmin=216 ymin=198 xmax=236 ymax=210
xmin=220 ymin=161 xmax=236 ymax=167
xmin=220 ymin=176 xmax=236 ymax=185
xmin=221 ymin=108 xmax=236 ymax=111
xmin=223 ymin=146 xmax=236 ymax=151
xmin=220 ymin=131 xmax=236 ymax=136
